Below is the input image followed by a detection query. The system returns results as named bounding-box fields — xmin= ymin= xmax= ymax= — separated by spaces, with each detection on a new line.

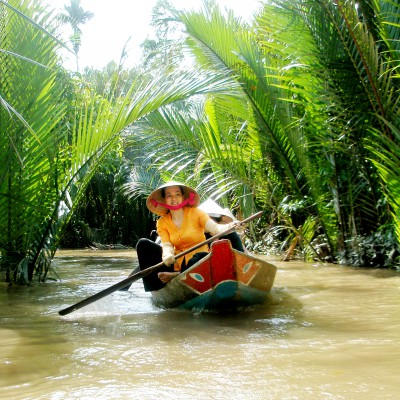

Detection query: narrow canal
xmin=1 ymin=249 xmax=399 ymax=399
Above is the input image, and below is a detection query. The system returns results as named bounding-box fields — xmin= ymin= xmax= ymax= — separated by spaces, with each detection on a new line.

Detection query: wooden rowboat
xmin=151 ymin=239 xmax=277 ymax=311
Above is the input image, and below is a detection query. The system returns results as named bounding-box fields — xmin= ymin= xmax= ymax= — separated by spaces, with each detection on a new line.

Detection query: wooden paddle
xmin=118 ymin=266 xmax=140 ymax=291
xmin=58 ymin=211 xmax=263 ymax=316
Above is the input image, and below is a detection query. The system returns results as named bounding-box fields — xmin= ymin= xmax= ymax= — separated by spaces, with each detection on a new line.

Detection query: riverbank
xmin=55 ymin=248 xmax=137 ymax=258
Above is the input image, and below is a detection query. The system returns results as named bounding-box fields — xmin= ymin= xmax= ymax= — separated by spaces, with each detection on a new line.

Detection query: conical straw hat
xmin=198 ymin=198 xmax=237 ymax=221
xmin=146 ymin=181 xmax=200 ymax=216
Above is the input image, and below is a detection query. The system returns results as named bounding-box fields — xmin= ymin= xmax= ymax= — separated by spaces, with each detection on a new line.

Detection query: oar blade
xmin=58 ymin=263 xmax=162 ymax=316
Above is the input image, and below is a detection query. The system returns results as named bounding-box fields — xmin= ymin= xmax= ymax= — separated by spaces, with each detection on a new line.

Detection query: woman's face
xmin=164 ymin=186 xmax=183 ymax=206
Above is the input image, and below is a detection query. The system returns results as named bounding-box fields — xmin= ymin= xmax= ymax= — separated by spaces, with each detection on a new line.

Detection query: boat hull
xmin=151 ymin=239 xmax=277 ymax=311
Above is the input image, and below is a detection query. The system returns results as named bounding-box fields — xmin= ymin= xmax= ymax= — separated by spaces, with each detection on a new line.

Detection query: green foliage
xmin=0 ymin=0 xmax=243 ymax=284
xmin=2 ymin=0 xmax=399 ymax=288
xmin=0 ymin=0 xmax=69 ymax=282
xmin=339 ymin=225 xmax=400 ymax=269
xmin=57 ymin=0 xmax=94 ymax=70
xmin=123 ymin=0 xmax=400 ymax=268
xmin=60 ymin=149 xmax=152 ymax=247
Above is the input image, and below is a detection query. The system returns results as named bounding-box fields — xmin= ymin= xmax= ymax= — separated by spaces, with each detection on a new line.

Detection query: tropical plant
xmin=0 ymin=0 xmax=242 ymax=284
xmin=140 ymin=0 xmax=185 ymax=72
xmin=124 ymin=0 xmax=400 ymax=267
xmin=270 ymin=0 xmax=400 ymax=265
xmin=125 ymin=1 xmax=320 ymax=255
xmin=0 ymin=0 xmax=71 ymax=283
xmin=57 ymin=0 xmax=93 ymax=71
xmin=60 ymin=144 xmax=152 ymax=248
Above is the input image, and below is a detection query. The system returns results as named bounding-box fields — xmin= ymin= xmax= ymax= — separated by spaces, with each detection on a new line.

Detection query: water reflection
xmin=1 ymin=250 xmax=399 ymax=400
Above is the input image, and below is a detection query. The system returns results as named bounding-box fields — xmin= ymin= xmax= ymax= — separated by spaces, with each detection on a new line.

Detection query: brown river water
xmin=1 ymin=249 xmax=399 ymax=399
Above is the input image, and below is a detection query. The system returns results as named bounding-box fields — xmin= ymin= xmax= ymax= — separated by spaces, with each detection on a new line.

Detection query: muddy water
xmin=0 ymin=249 xmax=399 ymax=399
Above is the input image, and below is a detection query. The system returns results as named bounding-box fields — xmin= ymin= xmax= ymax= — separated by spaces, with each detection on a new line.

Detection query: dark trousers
xmin=136 ymin=238 xmax=208 ymax=292
xmin=205 ymin=232 xmax=245 ymax=252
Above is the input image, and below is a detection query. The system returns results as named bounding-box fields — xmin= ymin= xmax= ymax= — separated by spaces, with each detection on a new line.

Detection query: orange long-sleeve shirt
xmin=157 ymin=207 xmax=210 ymax=270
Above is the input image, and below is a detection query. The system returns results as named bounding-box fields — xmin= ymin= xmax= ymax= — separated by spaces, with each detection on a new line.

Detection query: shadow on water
xmin=49 ymin=251 xmax=306 ymax=342
xmin=57 ymin=286 xmax=306 ymax=344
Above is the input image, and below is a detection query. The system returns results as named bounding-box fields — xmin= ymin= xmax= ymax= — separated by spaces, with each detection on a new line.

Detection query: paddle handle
xmin=58 ymin=210 xmax=263 ymax=316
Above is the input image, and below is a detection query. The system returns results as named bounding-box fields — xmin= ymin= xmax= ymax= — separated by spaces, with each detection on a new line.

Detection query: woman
xmin=136 ymin=181 xmax=239 ymax=292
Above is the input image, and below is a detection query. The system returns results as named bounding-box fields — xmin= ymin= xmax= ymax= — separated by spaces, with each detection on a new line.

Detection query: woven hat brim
xmin=146 ymin=181 xmax=200 ymax=216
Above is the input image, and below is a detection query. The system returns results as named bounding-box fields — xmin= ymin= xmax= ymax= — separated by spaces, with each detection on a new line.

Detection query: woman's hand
xmin=162 ymin=254 xmax=175 ymax=266
xmin=230 ymin=221 xmax=247 ymax=233
xmin=162 ymin=242 xmax=175 ymax=266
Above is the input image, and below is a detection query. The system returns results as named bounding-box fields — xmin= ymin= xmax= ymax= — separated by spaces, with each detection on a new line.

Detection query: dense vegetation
xmin=1 ymin=0 xmax=400 ymax=285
